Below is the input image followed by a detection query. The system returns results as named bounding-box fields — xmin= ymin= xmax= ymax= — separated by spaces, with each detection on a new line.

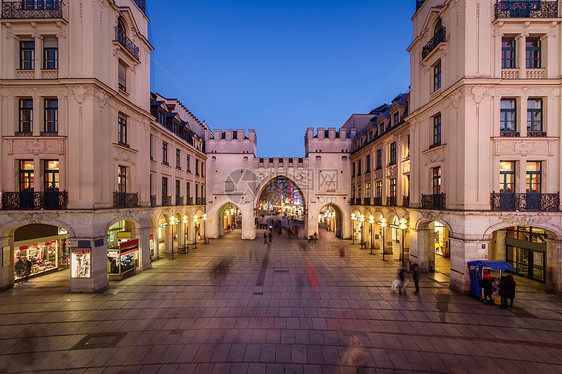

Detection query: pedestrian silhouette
xmin=435 ymin=287 xmax=451 ymax=323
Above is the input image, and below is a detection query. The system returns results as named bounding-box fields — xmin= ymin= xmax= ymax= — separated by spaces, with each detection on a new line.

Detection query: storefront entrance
xmin=107 ymin=220 xmax=139 ymax=280
xmin=13 ymin=224 xmax=70 ymax=282
xmin=505 ymin=226 xmax=547 ymax=283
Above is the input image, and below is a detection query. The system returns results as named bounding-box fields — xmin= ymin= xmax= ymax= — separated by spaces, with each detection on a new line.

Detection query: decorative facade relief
xmin=387 ymin=164 xmax=398 ymax=177
xmin=5 ymin=137 xmax=65 ymax=156
xmin=493 ymin=138 xmax=557 ymax=157
xmin=423 ymin=145 xmax=445 ymax=165
xmin=113 ymin=144 xmax=137 ymax=164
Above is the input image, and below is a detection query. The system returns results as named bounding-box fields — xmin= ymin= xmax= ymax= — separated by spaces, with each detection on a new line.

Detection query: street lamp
xmin=170 ymin=217 xmax=179 ymax=260
xmin=193 ymin=216 xmax=198 ymax=249
xmin=203 ymin=213 xmax=208 ymax=244
xmin=368 ymin=215 xmax=375 ymax=255
xmin=351 ymin=213 xmax=356 ymax=244
xmin=183 ymin=215 xmax=188 ymax=250
xmin=399 ymin=218 xmax=408 ymax=268
xmin=380 ymin=217 xmax=387 ymax=261
xmin=360 ymin=214 xmax=365 ymax=249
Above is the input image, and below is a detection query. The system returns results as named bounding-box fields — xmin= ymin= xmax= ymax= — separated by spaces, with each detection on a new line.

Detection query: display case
xmin=71 ymin=249 xmax=91 ymax=278
xmin=108 ymin=239 xmax=139 ymax=280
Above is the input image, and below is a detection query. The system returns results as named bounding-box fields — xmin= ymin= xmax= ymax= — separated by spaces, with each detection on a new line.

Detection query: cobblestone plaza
xmin=1 ymin=231 xmax=561 ymax=373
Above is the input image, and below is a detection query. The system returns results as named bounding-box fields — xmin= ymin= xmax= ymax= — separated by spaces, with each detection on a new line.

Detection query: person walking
xmin=498 ymin=276 xmax=508 ymax=309
xmin=24 ymin=258 xmax=32 ymax=283
xmin=412 ymin=264 xmax=421 ymax=295
xmin=505 ymin=274 xmax=516 ymax=308
xmin=268 ymin=231 xmax=272 ymax=243
xmin=15 ymin=257 xmax=24 ymax=281
xmin=435 ymin=287 xmax=451 ymax=323
xmin=339 ymin=246 xmax=346 ymax=267
xmin=263 ymin=232 xmax=268 ymax=244
xmin=481 ymin=275 xmax=494 ymax=305
xmin=398 ymin=267 xmax=409 ymax=295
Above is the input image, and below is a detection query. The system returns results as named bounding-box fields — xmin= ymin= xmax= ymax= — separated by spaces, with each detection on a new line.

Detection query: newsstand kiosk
xmin=467 ymin=260 xmax=515 ymax=297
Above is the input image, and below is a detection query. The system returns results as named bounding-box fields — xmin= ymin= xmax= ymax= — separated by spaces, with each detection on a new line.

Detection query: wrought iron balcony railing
xmin=387 ymin=196 xmax=397 ymax=207
xmin=176 ymin=196 xmax=183 ymax=206
xmin=527 ymin=130 xmax=547 ymax=137
xmin=187 ymin=197 xmax=194 ymax=205
xmin=495 ymin=1 xmax=558 ymax=19
xmin=113 ymin=192 xmax=138 ymax=208
xmin=422 ymin=27 xmax=446 ymax=60
xmin=196 ymin=197 xmax=205 ymax=205
xmin=421 ymin=193 xmax=446 ymax=209
xmin=2 ymin=0 xmax=64 ymax=19
xmin=114 ymin=27 xmax=139 ymax=60
xmin=363 ymin=198 xmax=371 ymax=206
xmin=500 ymin=131 xmax=520 ymax=137
xmin=374 ymin=197 xmax=382 ymax=206
xmin=490 ymin=192 xmax=559 ymax=211
xmin=150 ymin=194 xmax=156 ymax=207
xmin=162 ymin=195 xmax=172 ymax=206
xmin=402 ymin=195 xmax=410 ymax=208
xmin=2 ymin=191 xmax=68 ymax=210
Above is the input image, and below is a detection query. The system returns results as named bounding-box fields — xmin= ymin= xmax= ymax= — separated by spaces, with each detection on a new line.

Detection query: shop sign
xmin=119 ymin=239 xmax=139 ymax=251
xmin=58 ymin=228 xmax=68 ymax=235
xmin=71 ymin=248 xmax=91 ymax=278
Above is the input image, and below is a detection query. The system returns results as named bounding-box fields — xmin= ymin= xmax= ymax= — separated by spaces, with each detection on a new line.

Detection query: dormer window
xmin=394 ymin=112 xmax=399 ymax=125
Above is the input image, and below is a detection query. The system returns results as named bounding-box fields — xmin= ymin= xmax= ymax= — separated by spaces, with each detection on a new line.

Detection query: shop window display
xmin=71 ymin=249 xmax=91 ymax=278
xmin=14 ymin=240 xmax=58 ymax=280
xmin=108 ymin=239 xmax=139 ymax=279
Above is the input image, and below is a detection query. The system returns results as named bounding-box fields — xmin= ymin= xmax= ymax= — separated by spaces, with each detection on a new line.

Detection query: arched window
xmin=434 ymin=19 xmax=442 ymax=37
xmin=117 ymin=18 xmax=126 ymax=37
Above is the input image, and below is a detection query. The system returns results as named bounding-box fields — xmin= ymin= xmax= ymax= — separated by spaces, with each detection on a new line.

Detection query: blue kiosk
xmin=467 ymin=260 xmax=515 ymax=297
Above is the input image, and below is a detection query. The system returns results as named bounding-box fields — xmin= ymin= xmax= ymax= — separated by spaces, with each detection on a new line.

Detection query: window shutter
xmin=118 ymin=61 xmax=127 ymax=88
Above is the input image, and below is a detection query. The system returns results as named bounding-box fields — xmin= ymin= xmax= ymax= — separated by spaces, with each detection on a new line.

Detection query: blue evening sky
xmin=148 ymin=1 xmax=415 ymax=157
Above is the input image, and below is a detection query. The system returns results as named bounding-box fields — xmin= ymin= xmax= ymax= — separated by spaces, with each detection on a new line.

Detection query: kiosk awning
xmin=467 ymin=260 xmax=515 ymax=270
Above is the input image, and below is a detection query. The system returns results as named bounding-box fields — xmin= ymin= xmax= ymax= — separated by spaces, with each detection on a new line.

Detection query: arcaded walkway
xmin=0 ymin=231 xmax=561 ymax=373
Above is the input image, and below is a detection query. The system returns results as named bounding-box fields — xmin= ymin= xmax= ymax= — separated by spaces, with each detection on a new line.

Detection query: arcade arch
xmin=317 ymin=204 xmax=344 ymax=238
xmin=218 ymin=203 xmax=242 ymax=238
xmin=415 ymin=220 xmax=451 ymax=274
xmin=107 ymin=219 xmax=141 ymax=280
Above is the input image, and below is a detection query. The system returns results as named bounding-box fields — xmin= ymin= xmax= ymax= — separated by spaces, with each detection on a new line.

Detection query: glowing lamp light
xmin=351 ymin=213 xmax=356 ymax=221
xmin=399 ymin=218 xmax=408 ymax=230
xmin=380 ymin=218 xmax=387 ymax=228
xmin=202 ymin=214 xmax=207 ymax=221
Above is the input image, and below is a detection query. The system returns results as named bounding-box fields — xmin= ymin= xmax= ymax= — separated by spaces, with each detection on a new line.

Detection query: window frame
xmin=44 ymin=160 xmax=60 ymax=192
xmin=500 ymin=161 xmax=516 ymax=193
xmin=20 ymin=40 xmax=35 ymax=70
xmin=376 ymin=149 xmax=382 ymax=170
xmin=389 ymin=142 xmax=397 ymax=165
xmin=43 ymin=44 xmax=58 ymax=70
xmin=433 ymin=62 xmax=442 ymax=92
xmin=502 ymin=37 xmax=516 ymax=69
xmin=117 ymin=165 xmax=127 ymax=193
xmin=432 ymin=167 xmax=441 ymax=194
xmin=176 ymin=149 xmax=181 ymax=169
xmin=43 ymin=98 xmax=58 ymax=134
xmin=433 ymin=114 xmax=442 ymax=146
xmin=389 ymin=178 xmax=397 ymax=198
xmin=527 ymin=98 xmax=543 ymax=132
xmin=162 ymin=142 xmax=168 ymax=164
xmin=500 ymin=98 xmax=517 ymax=132
xmin=526 ymin=37 xmax=541 ymax=69
xmin=18 ymin=99 xmax=33 ymax=134
xmin=526 ymin=161 xmax=542 ymax=193
xmin=19 ymin=160 xmax=34 ymax=192
xmin=117 ymin=116 xmax=127 ymax=145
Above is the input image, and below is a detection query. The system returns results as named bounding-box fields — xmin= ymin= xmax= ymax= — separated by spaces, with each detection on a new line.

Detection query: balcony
xmin=176 ymin=196 xmax=183 ymax=206
xmin=196 ymin=197 xmax=205 ymax=205
xmin=2 ymin=0 xmax=64 ymax=19
xmin=113 ymin=192 xmax=138 ymax=208
xmin=494 ymin=1 xmax=558 ymax=19
xmin=374 ymin=197 xmax=382 ymax=206
xmin=150 ymin=194 xmax=156 ymax=207
xmin=387 ymin=196 xmax=397 ymax=207
xmin=500 ymin=131 xmax=520 ymax=137
xmin=363 ymin=198 xmax=371 ymax=206
xmin=403 ymin=195 xmax=410 ymax=208
xmin=490 ymin=192 xmax=559 ymax=211
xmin=421 ymin=193 xmax=446 ymax=209
xmin=114 ymin=27 xmax=139 ymax=60
xmin=2 ymin=191 xmax=68 ymax=210
xmin=186 ymin=197 xmax=194 ymax=205
xmin=528 ymin=130 xmax=547 ymax=137
xmin=422 ymin=27 xmax=446 ymax=60
xmin=162 ymin=195 xmax=172 ymax=206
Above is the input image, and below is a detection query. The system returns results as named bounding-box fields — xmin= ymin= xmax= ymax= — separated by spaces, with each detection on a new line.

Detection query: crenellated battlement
xmin=304 ymin=127 xmax=354 ymax=155
xmin=205 ymin=129 xmax=257 ymax=154
xmin=253 ymin=157 xmax=310 ymax=170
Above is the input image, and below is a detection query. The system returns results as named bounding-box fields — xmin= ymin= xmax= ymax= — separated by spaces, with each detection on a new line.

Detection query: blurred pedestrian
xmin=268 ymin=231 xmax=272 ymax=243
xmin=339 ymin=246 xmax=346 ymax=266
xmin=263 ymin=232 xmax=267 ymax=244
xmin=481 ymin=274 xmax=494 ymax=305
xmin=412 ymin=264 xmax=421 ymax=295
xmin=506 ymin=274 xmax=516 ymax=308
xmin=435 ymin=287 xmax=450 ymax=323
xmin=339 ymin=336 xmax=369 ymax=373
xmin=498 ymin=275 xmax=508 ymax=309
xmin=306 ymin=266 xmax=319 ymax=292
xmin=398 ymin=267 xmax=409 ymax=295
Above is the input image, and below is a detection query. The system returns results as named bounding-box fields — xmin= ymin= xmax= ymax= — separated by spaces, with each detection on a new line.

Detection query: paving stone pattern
xmin=0 ymin=230 xmax=561 ymax=373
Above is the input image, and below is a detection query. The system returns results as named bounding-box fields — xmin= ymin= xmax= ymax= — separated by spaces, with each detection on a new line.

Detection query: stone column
xmin=241 ymin=204 xmax=256 ymax=240
xmin=519 ymin=96 xmax=528 ymax=137
xmin=0 ymin=235 xmax=14 ymax=290
xmin=493 ymin=31 xmax=503 ymax=78
xmin=409 ymin=228 xmax=432 ymax=271
xmin=545 ymin=238 xmax=561 ymax=295
xmin=450 ymin=237 xmax=489 ymax=294
xmin=138 ymin=227 xmax=151 ymax=271
xmin=34 ymin=35 xmax=42 ymax=80
xmin=69 ymin=238 xmax=108 ymax=293
xmin=517 ymin=33 xmax=527 ymax=79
